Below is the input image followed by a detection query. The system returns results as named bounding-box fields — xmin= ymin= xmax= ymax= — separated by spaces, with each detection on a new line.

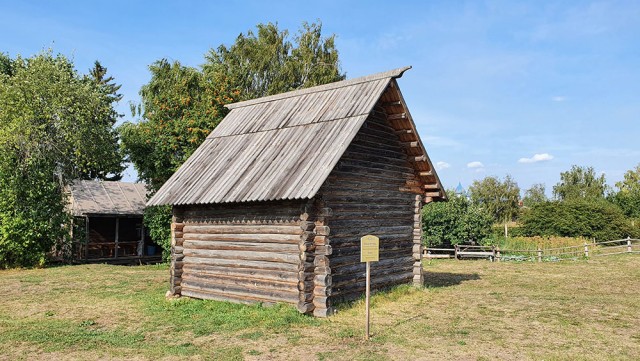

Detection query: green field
xmin=1 ymin=256 xmax=639 ymax=360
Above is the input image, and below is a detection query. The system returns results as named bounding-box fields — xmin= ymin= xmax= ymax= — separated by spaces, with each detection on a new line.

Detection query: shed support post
xmin=627 ymin=237 xmax=632 ymax=253
xmin=412 ymin=195 xmax=424 ymax=286
xmin=114 ymin=217 xmax=120 ymax=258
xmin=169 ymin=207 xmax=185 ymax=297
xmin=85 ymin=216 xmax=90 ymax=261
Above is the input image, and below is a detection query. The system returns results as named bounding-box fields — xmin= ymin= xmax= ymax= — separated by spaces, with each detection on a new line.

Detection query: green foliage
xmin=0 ymin=51 xmax=124 ymax=267
xmin=422 ymin=193 xmax=493 ymax=247
xmin=468 ymin=175 xmax=521 ymax=224
xmin=610 ymin=164 xmax=640 ymax=219
xmin=553 ymin=165 xmax=608 ymax=201
xmin=120 ymin=22 xmax=345 ymax=249
xmin=144 ymin=205 xmax=172 ymax=259
xmin=204 ymin=21 xmax=344 ymax=100
xmin=522 ymin=183 xmax=547 ymax=207
xmin=520 ymin=199 xmax=638 ymax=241
xmin=0 ymin=155 xmax=70 ymax=268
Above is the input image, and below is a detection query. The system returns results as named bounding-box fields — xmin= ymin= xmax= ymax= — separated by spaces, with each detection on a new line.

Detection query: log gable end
xmin=311 ymin=98 xmax=425 ymax=316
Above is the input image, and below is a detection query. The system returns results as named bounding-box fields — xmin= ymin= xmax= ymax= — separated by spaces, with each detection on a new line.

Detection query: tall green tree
xmin=204 ymin=21 xmax=344 ymax=100
xmin=0 ymin=51 xmax=124 ymax=267
xmin=522 ymin=183 xmax=547 ymax=207
xmin=611 ymin=164 xmax=640 ymax=220
xmin=468 ymin=175 xmax=521 ymax=237
xmin=120 ymin=21 xmax=345 ymax=256
xmin=553 ymin=165 xmax=607 ymax=201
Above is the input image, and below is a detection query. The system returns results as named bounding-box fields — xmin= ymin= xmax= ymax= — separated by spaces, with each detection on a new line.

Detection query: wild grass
xmin=1 ymin=256 xmax=639 ymax=360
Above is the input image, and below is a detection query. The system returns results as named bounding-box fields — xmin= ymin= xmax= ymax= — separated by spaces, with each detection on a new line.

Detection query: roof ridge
xmin=225 ymin=66 xmax=411 ymax=110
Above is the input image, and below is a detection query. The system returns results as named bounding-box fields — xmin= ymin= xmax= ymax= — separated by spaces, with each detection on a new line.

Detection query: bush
xmin=143 ymin=205 xmax=172 ymax=260
xmin=422 ymin=195 xmax=493 ymax=247
xmin=520 ymin=199 xmax=638 ymax=241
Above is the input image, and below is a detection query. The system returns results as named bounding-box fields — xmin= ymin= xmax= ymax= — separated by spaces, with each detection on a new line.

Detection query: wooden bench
xmin=455 ymin=245 xmax=496 ymax=261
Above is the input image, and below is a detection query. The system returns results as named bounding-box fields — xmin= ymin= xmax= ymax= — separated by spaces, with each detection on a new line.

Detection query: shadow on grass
xmin=423 ymin=272 xmax=480 ymax=288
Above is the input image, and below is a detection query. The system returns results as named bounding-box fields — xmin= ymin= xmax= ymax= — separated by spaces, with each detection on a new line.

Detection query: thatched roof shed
xmin=149 ymin=66 xmax=446 ymax=316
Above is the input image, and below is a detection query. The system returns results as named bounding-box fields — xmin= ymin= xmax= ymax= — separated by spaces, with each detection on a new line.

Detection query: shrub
xmin=520 ymin=199 xmax=638 ymax=241
xmin=422 ymin=195 xmax=493 ymax=247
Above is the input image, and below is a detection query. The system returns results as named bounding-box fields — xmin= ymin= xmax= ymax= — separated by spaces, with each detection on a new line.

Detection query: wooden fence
xmin=424 ymin=237 xmax=640 ymax=262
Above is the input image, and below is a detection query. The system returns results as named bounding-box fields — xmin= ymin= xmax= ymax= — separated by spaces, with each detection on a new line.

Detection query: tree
xmin=522 ymin=183 xmax=547 ymax=207
xmin=204 ymin=21 xmax=344 ymax=100
xmin=468 ymin=175 xmax=521 ymax=237
xmin=120 ymin=21 xmax=345 ymax=256
xmin=553 ymin=165 xmax=607 ymax=201
xmin=520 ymin=199 xmax=638 ymax=241
xmin=422 ymin=192 xmax=493 ymax=247
xmin=0 ymin=51 xmax=124 ymax=267
xmin=611 ymin=164 xmax=640 ymax=220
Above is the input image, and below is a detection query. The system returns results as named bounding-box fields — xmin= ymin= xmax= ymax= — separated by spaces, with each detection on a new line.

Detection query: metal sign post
xmin=360 ymin=235 xmax=379 ymax=341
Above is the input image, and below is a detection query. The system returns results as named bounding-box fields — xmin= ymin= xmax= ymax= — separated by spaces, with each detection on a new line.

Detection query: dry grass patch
xmin=1 ymin=256 xmax=639 ymax=360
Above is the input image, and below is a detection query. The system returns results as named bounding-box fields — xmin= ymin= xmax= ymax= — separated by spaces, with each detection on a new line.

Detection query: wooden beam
xmin=423 ymin=183 xmax=440 ymax=190
xmin=412 ymin=156 xmax=427 ymax=163
xmin=388 ymin=113 xmax=407 ymax=120
xmin=402 ymin=141 xmax=419 ymax=149
xmin=383 ymin=101 xmax=402 ymax=107
xmin=425 ymin=191 xmax=441 ymax=197
xmin=419 ymin=170 xmax=433 ymax=177
xmin=394 ymin=129 xmax=413 ymax=136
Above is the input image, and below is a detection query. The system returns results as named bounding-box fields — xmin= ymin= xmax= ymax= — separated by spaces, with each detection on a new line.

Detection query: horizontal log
xmin=387 ymin=112 xmax=407 ymax=120
xmin=332 ymin=256 xmax=411 ymax=273
xmin=299 ymin=291 xmax=313 ymax=303
xmin=173 ymin=231 xmax=184 ymax=239
xmin=333 ymin=265 xmax=413 ymax=287
xmin=313 ymin=307 xmax=334 ymax=318
xmin=425 ymin=191 xmax=442 ymax=197
xmin=329 ymin=254 xmax=413 ymax=269
xmin=314 ymin=274 xmax=332 ymax=287
xmin=330 ymin=243 xmax=412 ymax=258
xmin=315 ymin=226 xmax=330 ymax=236
xmin=182 ymin=224 xmax=301 ymax=235
xmin=184 ymin=272 xmax=297 ymax=292
xmin=182 ymin=233 xmax=300 ymax=244
xmin=299 ymin=261 xmax=315 ymax=272
xmin=183 ymin=256 xmax=298 ymax=272
xmin=181 ymin=282 xmax=298 ymax=305
xmin=183 ymin=264 xmax=299 ymax=283
xmin=314 ymin=266 xmax=331 ymax=275
xmin=297 ymin=302 xmax=314 ymax=314
xmin=314 ymin=245 xmax=332 ymax=256
xmin=313 ymin=285 xmax=331 ymax=297
xmin=419 ymin=171 xmax=433 ymax=177
xmin=331 ymin=272 xmax=413 ymax=297
xmin=330 ymin=210 xmax=414 ymax=221
xmin=183 ymin=240 xmax=299 ymax=253
xmin=300 ymin=221 xmax=315 ymax=231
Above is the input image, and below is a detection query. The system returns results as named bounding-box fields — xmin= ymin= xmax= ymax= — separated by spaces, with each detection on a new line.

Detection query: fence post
xmin=584 ymin=242 xmax=589 ymax=258
xmin=628 ymin=237 xmax=632 ymax=253
xmin=537 ymin=247 xmax=542 ymax=263
xmin=496 ymin=246 xmax=501 ymax=262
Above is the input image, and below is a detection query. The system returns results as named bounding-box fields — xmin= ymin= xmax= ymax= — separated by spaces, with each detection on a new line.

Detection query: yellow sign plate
xmin=360 ymin=235 xmax=379 ymax=262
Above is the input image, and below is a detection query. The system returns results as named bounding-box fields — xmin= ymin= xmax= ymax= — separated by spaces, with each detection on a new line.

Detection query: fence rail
xmin=424 ymin=237 xmax=640 ymax=262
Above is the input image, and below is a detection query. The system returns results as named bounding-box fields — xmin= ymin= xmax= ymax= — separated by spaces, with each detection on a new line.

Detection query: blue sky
xmin=2 ymin=0 xmax=639 ymax=195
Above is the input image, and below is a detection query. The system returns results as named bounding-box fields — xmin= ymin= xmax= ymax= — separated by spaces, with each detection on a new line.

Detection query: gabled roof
xmin=69 ymin=180 xmax=147 ymax=216
xmin=148 ymin=66 xmax=445 ymax=206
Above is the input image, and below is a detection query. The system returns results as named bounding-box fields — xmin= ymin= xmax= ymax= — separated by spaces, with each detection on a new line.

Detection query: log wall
xmin=318 ymin=107 xmax=424 ymax=306
xmin=171 ymin=200 xmax=305 ymax=305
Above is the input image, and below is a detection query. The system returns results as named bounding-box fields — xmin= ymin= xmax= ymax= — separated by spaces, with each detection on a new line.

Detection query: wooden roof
xmin=69 ymin=180 xmax=148 ymax=216
xmin=148 ymin=66 xmax=445 ymax=206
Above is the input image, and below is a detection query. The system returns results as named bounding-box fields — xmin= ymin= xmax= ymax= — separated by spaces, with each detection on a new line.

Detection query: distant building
xmin=454 ymin=182 xmax=469 ymax=198
xmin=68 ymin=180 xmax=161 ymax=264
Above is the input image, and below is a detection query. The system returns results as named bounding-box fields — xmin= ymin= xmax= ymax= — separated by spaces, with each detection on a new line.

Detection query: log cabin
xmin=68 ymin=180 xmax=162 ymax=264
xmin=148 ymin=66 xmax=446 ymax=317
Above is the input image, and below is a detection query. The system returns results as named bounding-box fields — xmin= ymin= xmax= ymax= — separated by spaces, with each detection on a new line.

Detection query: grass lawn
xmin=1 ymin=256 xmax=639 ymax=360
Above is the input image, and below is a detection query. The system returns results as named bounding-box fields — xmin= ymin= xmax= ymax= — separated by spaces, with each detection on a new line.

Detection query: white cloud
xmin=436 ymin=161 xmax=451 ymax=170
xmin=552 ymin=96 xmax=566 ymax=102
xmin=467 ymin=161 xmax=484 ymax=168
xmin=518 ymin=153 xmax=554 ymax=163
